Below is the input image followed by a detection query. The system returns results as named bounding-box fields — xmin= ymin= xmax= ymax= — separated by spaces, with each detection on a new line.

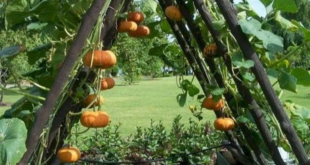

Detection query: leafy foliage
xmin=0 ymin=118 xmax=27 ymax=165
xmin=71 ymin=115 xmax=224 ymax=164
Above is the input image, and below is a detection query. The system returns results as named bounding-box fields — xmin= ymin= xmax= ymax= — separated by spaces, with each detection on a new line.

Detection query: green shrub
xmin=70 ymin=115 xmax=224 ymax=164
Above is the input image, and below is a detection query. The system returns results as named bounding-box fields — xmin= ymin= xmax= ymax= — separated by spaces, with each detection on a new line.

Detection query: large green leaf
xmin=5 ymin=0 xmax=29 ymax=28
xmin=0 ymin=118 xmax=27 ymax=165
xmin=288 ymin=103 xmax=310 ymax=137
xmin=233 ymin=60 xmax=254 ymax=69
xmin=160 ymin=19 xmax=172 ymax=33
xmin=143 ymin=0 xmax=157 ymax=14
xmin=278 ymin=71 xmax=297 ymax=93
xmin=188 ymin=85 xmax=200 ymax=97
xmin=239 ymin=18 xmax=262 ymax=35
xmin=274 ymin=11 xmax=298 ymax=32
xmin=273 ymin=0 xmax=298 ymax=13
xmin=177 ymin=93 xmax=187 ymax=107
xmin=254 ymin=30 xmax=284 ymax=52
xmin=291 ymin=68 xmax=310 ymax=87
xmin=0 ymin=46 xmax=24 ymax=59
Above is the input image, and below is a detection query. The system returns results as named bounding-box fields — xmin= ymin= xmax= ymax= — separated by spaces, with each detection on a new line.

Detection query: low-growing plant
xmin=70 ymin=115 xmax=225 ymax=164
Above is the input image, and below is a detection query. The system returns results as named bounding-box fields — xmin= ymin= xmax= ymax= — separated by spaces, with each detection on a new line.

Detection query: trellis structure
xmin=11 ymin=0 xmax=310 ymax=164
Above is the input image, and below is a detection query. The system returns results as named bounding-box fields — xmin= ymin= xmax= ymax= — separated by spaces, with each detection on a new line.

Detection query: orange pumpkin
xmin=214 ymin=118 xmax=235 ymax=131
xmin=100 ymin=77 xmax=115 ymax=90
xmin=128 ymin=25 xmax=150 ymax=37
xmin=127 ymin=11 xmax=144 ymax=24
xmin=202 ymin=96 xmax=224 ymax=110
xmin=57 ymin=146 xmax=81 ymax=163
xmin=84 ymin=94 xmax=104 ymax=107
xmin=80 ymin=111 xmax=110 ymax=128
xmin=83 ymin=50 xmax=117 ymax=69
xmin=203 ymin=44 xmax=217 ymax=57
xmin=118 ymin=21 xmax=138 ymax=32
xmin=165 ymin=6 xmax=182 ymax=21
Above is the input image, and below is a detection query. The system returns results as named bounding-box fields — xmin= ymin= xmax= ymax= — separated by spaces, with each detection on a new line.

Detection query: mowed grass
xmin=98 ymin=76 xmax=212 ymax=137
xmin=0 ymin=76 xmax=309 ymax=137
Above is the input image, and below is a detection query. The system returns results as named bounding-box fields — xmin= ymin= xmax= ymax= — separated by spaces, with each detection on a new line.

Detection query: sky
xmin=234 ymin=0 xmax=267 ymax=17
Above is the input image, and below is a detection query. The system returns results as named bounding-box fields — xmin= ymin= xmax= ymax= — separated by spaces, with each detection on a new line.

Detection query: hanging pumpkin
xmin=80 ymin=111 xmax=110 ymax=128
xmin=57 ymin=146 xmax=81 ymax=163
xmin=84 ymin=94 xmax=104 ymax=107
xmin=100 ymin=77 xmax=115 ymax=90
xmin=118 ymin=21 xmax=138 ymax=32
xmin=165 ymin=6 xmax=182 ymax=21
xmin=127 ymin=11 xmax=144 ymax=24
xmin=202 ymin=96 xmax=224 ymax=110
xmin=128 ymin=25 xmax=150 ymax=37
xmin=214 ymin=118 xmax=235 ymax=131
xmin=203 ymin=43 xmax=217 ymax=57
xmin=83 ymin=50 xmax=117 ymax=69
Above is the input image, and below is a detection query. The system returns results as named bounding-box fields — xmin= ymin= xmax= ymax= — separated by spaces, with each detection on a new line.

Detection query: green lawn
xmin=0 ymin=76 xmax=309 ymax=137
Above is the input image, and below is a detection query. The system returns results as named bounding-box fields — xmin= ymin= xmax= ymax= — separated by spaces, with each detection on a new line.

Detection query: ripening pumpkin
xmin=100 ymin=77 xmax=115 ymax=90
xmin=214 ymin=118 xmax=235 ymax=131
xmin=84 ymin=94 xmax=104 ymax=107
xmin=83 ymin=50 xmax=117 ymax=69
xmin=202 ymin=96 xmax=224 ymax=110
xmin=203 ymin=44 xmax=217 ymax=57
xmin=118 ymin=21 xmax=138 ymax=32
xmin=127 ymin=11 xmax=144 ymax=24
xmin=57 ymin=146 xmax=81 ymax=163
xmin=165 ymin=6 xmax=182 ymax=21
xmin=80 ymin=111 xmax=110 ymax=128
xmin=128 ymin=25 xmax=150 ymax=37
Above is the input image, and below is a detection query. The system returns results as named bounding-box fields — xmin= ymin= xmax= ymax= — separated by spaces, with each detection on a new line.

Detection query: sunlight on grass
xmin=0 ymin=76 xmax=309 ymax=137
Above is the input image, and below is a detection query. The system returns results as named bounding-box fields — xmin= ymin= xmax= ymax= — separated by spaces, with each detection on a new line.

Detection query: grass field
xmin=0 ymin=76 xmax=309 ymax=137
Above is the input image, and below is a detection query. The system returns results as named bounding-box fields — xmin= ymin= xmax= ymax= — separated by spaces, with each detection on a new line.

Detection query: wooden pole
xmin=214 ymin=0 xmax=310 ymax=164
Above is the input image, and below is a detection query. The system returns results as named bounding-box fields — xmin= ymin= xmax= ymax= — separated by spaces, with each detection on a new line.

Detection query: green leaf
xmin=143 ymin=0 xmax=157 ymax=13
xmin=260 ymin=0 xmax=273 ymax=7
xmin=278 ymin=71 xmax=297 ymax=93
xmin=0 ymin=118 xmax=27 ymax=165
xmin=233 ymin=60 xmax=254 ymax=69
xmin=291 ymin=20 xmax=310 ymax=41
xmin=254 ymin=30 xmax=284 ymax=52
xmin=273 ymin=0 xmax=298 ymax=13
xmin=290 ymin=106 xmax=310 ymax=137
xmin=148 ymin=44 xmax=168 ymax=56
xmin=177 ymin=93 xmax=187 ymax=107
xmin=160 ymin=19 xmax=172 ymax=33
xmin=242 ymin=72 xmax=255 ymax=81
xmin=274 ymin=11 xmax=298 ymax=32
xmin=291 ymin=68 xmax=310 ymax=87
xmin=212 ymin=20 xmax=226 ymax=31
xmin=188 ymin=85 xmax=200 ymax=97
xmin=181 ymin=79 xmax=191 ymax=91
xmin=211 ymin=88 xmax=225 ymax=96
xmin=0 ymin=45 xmax=24 ymax=59
xmin=26 ymin=43 xmax=51 ymax=65
xmin=266 ymin=68 xmax=278 ymax=78
xmin=27 ymin=22 xmax=48 ymax=31
xmin=239 ymin=18 xmax=262 ymax=35
xmin=5 ymin=0 xmax=29 ymax=28
xmin=236 ymin=116 xmax=251 ymax=124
